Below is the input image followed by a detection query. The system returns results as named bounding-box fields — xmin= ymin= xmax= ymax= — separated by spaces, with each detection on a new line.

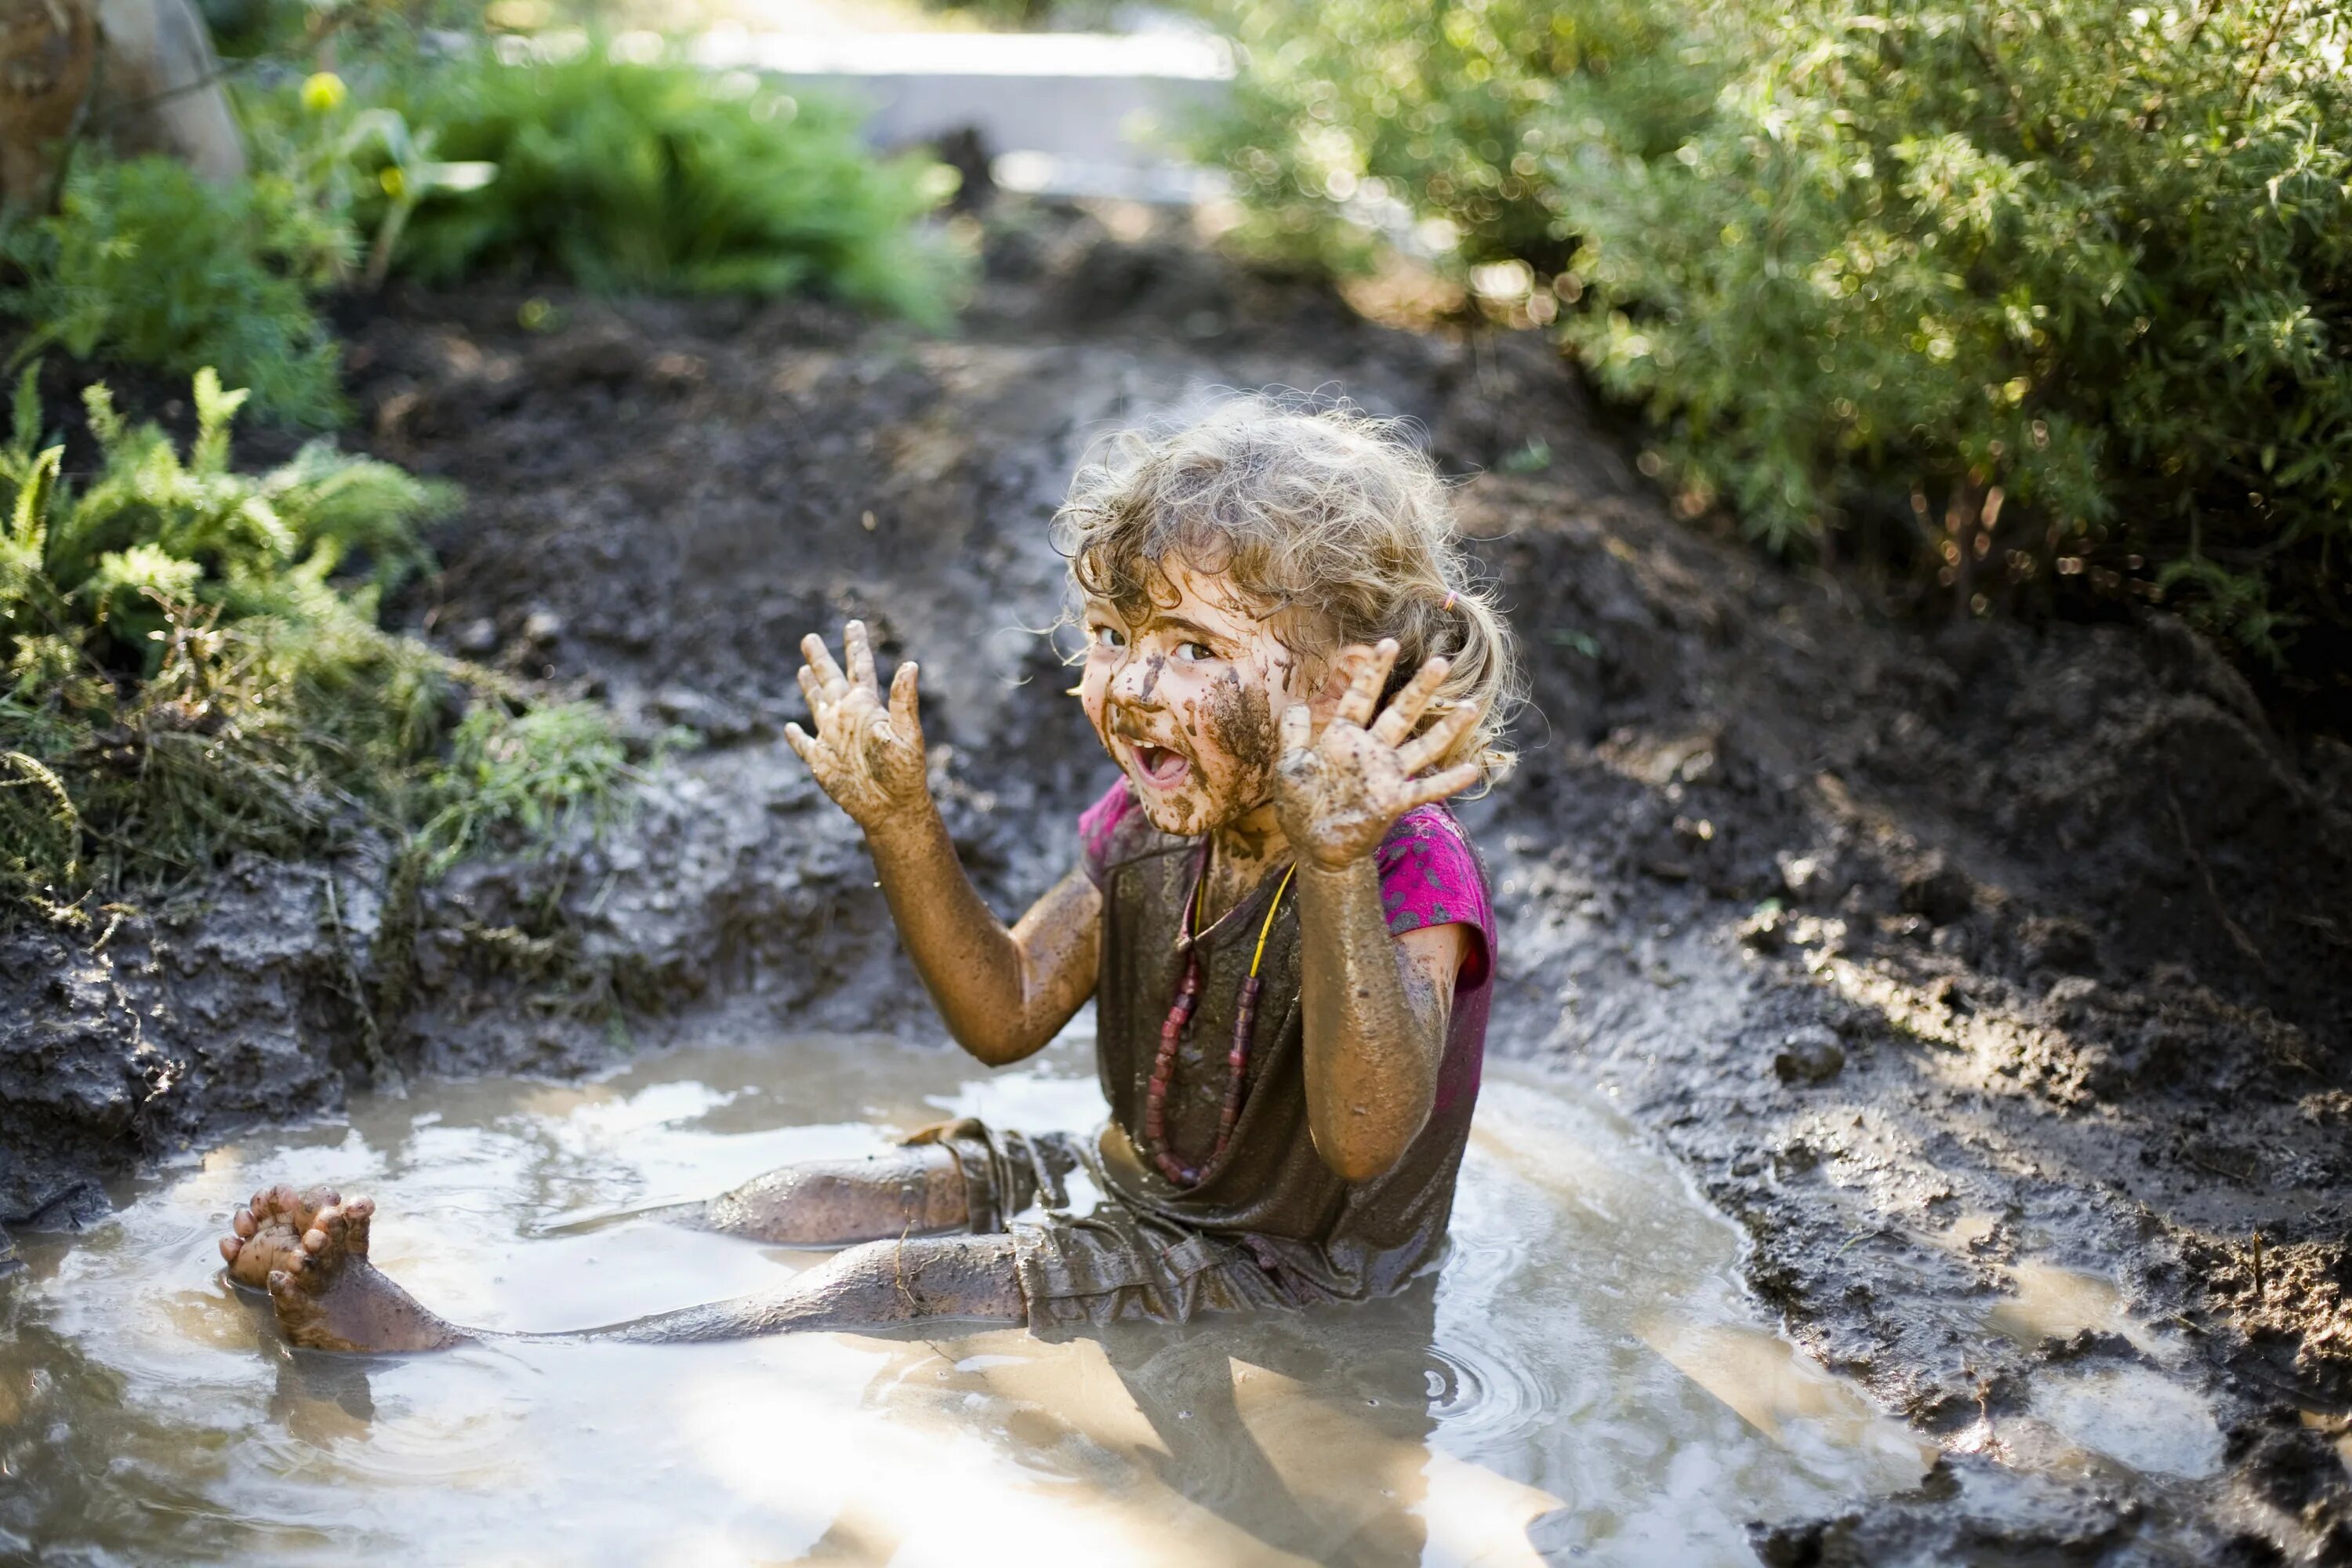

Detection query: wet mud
xmin=4 ymin=200 xmax=2349 ymax=1562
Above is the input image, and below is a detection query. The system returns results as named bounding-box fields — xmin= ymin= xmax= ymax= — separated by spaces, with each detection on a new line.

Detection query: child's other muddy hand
xmin=785 ymin=620 xmax=930 ymax=833
xmin=1274 ymin=639 xmax=1481 ymax=870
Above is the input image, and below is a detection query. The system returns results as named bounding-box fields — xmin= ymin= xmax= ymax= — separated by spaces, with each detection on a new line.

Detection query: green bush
xmin=3 ymin=35 xmax=964 ymax=433
xmin=313 ymin=48 xmax=966 ymax=323
xmin=0 ymin=368 xmax=623 ymax=915
xmin=1209 ymin=0 xmax=2352 ymax=688
xmin=0 ymin=158 xmax=353 ymax=427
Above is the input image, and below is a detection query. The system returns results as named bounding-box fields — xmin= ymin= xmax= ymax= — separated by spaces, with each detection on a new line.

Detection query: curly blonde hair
xmin=1054 ymin=394 xmax=1521 ymax=787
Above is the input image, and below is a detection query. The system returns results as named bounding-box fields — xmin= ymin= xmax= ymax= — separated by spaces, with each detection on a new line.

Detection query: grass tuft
xmin=0 ymin=365 xmax=629 ymax=918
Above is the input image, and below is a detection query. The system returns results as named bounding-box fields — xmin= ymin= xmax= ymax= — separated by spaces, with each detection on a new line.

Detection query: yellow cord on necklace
xmin=1250 ymin=865 xmax=1297 ymax=976
xmin=1184 ymin=855 xmax=1297 ymax=975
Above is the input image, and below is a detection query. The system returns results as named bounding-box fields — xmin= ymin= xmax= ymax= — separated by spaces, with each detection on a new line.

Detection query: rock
xmin=1774 ymin=1025 xmax=1846 ymax=1085
xmin=454 ymin=616 xmax=499 ymax=655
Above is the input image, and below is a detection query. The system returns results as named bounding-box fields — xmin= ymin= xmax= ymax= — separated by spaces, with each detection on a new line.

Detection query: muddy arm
xmin=786 ymin=621 xmax=1098 ymax=1066
xmin=1297 ymin=869 xmax=1465 ymax=1181
xmin=866 ymin=820 xmax=1101 ymax=1066
xmin=1276 ymin=640 xmax=1482 ymax=1182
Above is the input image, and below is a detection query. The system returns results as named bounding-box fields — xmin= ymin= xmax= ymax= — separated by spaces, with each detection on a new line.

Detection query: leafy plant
xmin=1208 ymin=0 xmax=2352 ymax=701
xmin=0 ymin=367 xmax=625 ymax=916
xmin=330 ymin=47 xmax=966 ymax=322
xmin=0 ymin=158 xmax=354 ymax=427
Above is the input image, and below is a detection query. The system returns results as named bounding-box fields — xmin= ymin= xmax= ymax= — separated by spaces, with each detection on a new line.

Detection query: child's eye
xmin=1174 ymin=641 xmax=1215 ymax=663
xmin=1091 ymin=624 xmax=1127 ymax=650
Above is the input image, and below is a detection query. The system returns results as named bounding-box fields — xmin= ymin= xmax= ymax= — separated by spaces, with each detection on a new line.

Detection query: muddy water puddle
xmin=3 ymin=1023 xmax=1933 ymax=1565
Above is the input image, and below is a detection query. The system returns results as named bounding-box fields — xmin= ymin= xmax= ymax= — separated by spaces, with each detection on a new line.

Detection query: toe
xmin=220 ymin=1236 xmax=241 ymax=1263
xmin=310 ymin=1201 xmax=368 ymax=1258
xmin=233 ymin=1207 xmax=257 ymax=1240
xmin=296 ymin=1187 xmax=340 ymax=1230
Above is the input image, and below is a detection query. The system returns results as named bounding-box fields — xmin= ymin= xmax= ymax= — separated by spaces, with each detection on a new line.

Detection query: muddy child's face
xmin=1077 ymin=557 xmax=1330 ymax=838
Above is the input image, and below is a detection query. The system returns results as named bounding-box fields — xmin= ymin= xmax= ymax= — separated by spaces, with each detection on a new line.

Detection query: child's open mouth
xmin=1132 ymin=744 xmax=1191 ymax=789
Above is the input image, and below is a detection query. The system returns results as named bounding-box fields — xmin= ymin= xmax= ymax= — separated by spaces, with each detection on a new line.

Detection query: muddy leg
xmin=248 ymin=1196 xmax=467 ymax=1353
xmin=220 ymin=1185 xmax=345 ymax=1289
xmin=692 ymin=1147 xmax=970 ymax=1246
xmin=221 ymin=1192 xmax=1019 ymax=1354
xmin=590 ymin=1234 xmax=1024 ymax=1343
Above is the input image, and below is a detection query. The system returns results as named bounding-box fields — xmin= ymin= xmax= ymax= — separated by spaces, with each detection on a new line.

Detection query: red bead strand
xmin=1142 ymin=856 xmax=1293 ymax=1191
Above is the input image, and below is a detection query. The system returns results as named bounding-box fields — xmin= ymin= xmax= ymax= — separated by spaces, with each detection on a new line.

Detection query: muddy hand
xmin=1274 ymin=639 xmax=1480 ymax=870
xmin=785 ymin=620 xmax=930 ymax=833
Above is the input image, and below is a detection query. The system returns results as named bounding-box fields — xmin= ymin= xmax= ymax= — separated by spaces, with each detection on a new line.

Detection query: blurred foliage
xmin=911 ymin=0 xmax=1060 ymax=25
xmin=0 ymin=367 xmax=623 ymax=918
xmin=0 ymin=158 xmax=354 ymax=427
xmin=325 ymin=49 xmax=964 ymax=321
xmin=1208 ymin=0 xmax=2352 ymax=691
xmin=1 ymin=15 xmax=963 ymax=428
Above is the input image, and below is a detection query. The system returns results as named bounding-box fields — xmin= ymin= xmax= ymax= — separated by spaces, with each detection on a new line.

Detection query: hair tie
xmin=1440 ymin=590 xmax=1458 ymax=612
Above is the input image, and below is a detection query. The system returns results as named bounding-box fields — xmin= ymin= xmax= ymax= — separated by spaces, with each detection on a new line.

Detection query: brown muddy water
xmin=8 ymin=1022 xmax=1947 ymax=1566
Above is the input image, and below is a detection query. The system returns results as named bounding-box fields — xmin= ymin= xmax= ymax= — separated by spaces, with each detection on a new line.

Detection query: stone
xmin=1774 ymin=1025 xmax=1846 ymax=1085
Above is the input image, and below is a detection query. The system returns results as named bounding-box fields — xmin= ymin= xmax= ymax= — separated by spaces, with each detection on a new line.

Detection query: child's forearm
xmin=866 ymin=802 xmax=1098 ymax=1065
xmin=1295 ymin=857 xmax=1447 ymax=1182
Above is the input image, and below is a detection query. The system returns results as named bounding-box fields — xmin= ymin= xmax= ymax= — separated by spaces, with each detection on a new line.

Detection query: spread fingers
xmin=1279 ymin=701 xmax=1312 ymax=755
xmin=1405 ymin=762 xmax=1482 ymax=809
xmin=887 ymin=659 xmax=920 ymax=735
xmin=800 ymin=633 xmax=848 ymax=702
xmin=1335 ymin=640 xmax=1400 ymax=729
xmin=1371 ymin=655 xmax=1450 ymax=746
xmin=844 ymin=619 xmax=879 ymax=694
xmin=1395 ymin=699 xmax=1479 ymax=775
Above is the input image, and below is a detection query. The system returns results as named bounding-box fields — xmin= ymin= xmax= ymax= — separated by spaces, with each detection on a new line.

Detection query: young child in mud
xmin=219 ymin=398 xmax=1519 ymax=1351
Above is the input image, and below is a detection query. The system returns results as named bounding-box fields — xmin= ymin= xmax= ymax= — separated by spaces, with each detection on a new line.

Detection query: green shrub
xmin=1209 ymin=0 xmax=2352 ymax=690
xmin=307 ymin=48 xmax=966 ymax=323
xmin=3 ymin=36 xmax=964 ymax=434
xmin=0 ymin=158 xmax=354 ymax=428
xmin=0 ymin=368 xmax=624 ymax=915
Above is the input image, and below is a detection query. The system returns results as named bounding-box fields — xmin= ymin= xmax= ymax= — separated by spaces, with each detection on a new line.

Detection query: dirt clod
xmin=1774 ymin=1026 xmax=1846 ymax=1085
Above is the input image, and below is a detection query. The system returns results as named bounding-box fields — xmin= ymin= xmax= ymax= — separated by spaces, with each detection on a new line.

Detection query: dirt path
xmin=5 ymin=201 xmax=2348 ymax=1561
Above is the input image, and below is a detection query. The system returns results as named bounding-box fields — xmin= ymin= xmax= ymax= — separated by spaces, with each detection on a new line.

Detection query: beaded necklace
xmin=1142 ymin=849 xmax=1297 ymax=1189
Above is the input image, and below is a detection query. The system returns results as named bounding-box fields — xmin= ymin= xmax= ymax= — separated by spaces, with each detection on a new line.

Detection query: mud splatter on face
xmin=1202 ymin=668 xmax=1278 ymax=805
xmin=1109 ymin=704 xmax=1155 ymax=744
xmin=1207 ymin=670 xmax=1278 ymax=769
xmin=1138 ymin=655 xmax=1164 ymax=702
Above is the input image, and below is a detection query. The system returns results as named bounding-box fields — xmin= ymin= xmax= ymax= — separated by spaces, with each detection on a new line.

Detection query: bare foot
xmin=228 ymin=1190 xmax=466 ymax=1352
xmin=220 ymin=1184 xmax=341 ymax=1290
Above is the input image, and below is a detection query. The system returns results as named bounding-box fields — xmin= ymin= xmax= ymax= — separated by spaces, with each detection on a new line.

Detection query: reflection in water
xmin=2028 ymin=1363 xmax=2224 ymax=1479
xmin=1 ymin=1025 xmax=1931 ymax=1565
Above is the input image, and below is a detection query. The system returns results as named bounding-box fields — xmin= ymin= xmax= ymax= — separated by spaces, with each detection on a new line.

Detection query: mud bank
xmin=4 ymin=201 xmax=2348 ymax=1561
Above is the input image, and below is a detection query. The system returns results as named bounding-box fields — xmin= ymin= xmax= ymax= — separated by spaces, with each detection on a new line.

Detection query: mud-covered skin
xmin=12 ymin=204 xmax=2351 ymax=1554
xmin=1076 ymin=556 xmax=1316 ymax=862
xmin=226 ymin=1188 xmax=1018 ymax=1352
xmin=698 ymin=1146 xmax=968 ymax=1246
xmin=222 ymin=1185 xmax=463 ymax=1352
xmin=1275 ymin=642 xmax=1481 ymax=1180
xmin=786 ymin=619 xmax=1100 ymax=1067
xmin=1078 ymin=572 xmax=1475 ymax=1180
